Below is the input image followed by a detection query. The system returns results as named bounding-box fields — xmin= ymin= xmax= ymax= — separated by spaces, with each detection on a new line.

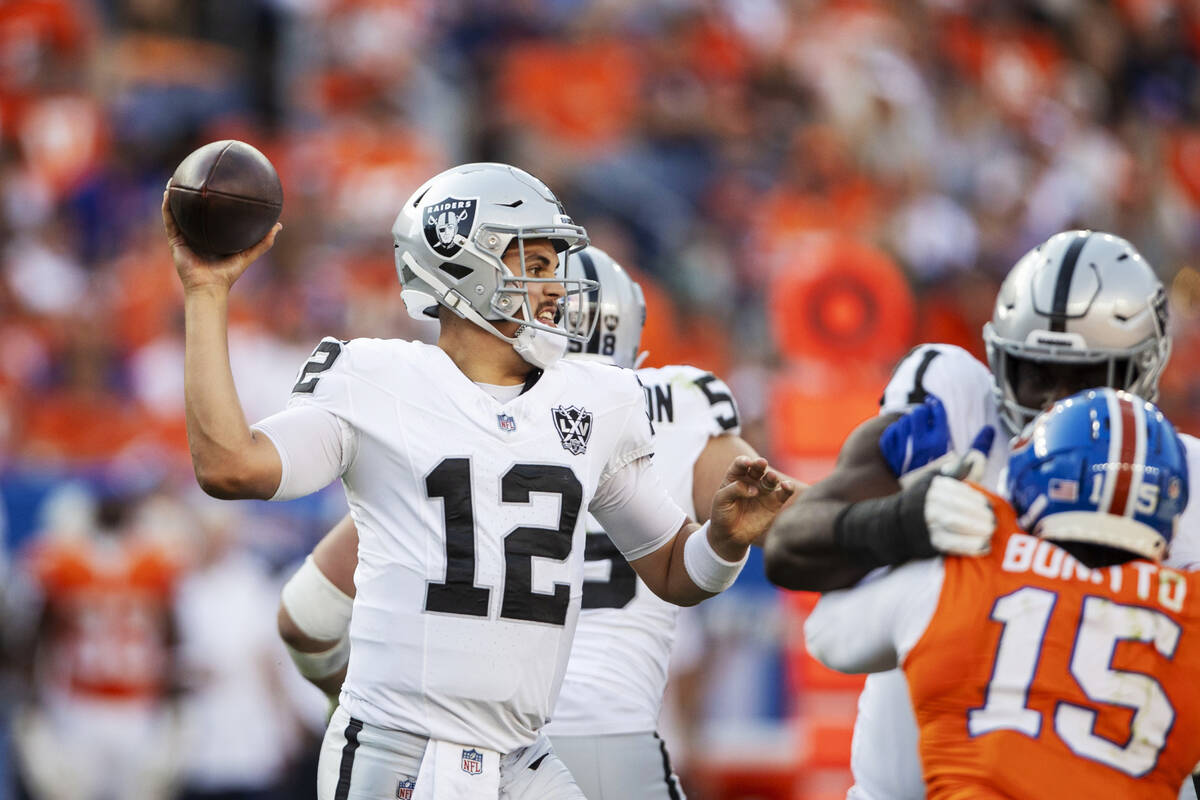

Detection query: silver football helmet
xmin=392 ymin=163 xmax=595 ymax=368
xmin=983 ymin=230 xmax=1171 ymax=435
xmin=564 ymin=246 xmax=646 ymax=369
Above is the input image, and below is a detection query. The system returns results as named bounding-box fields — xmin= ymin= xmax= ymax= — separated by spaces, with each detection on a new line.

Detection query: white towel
xmin=411 ymin=738 xmax=501 ymax=800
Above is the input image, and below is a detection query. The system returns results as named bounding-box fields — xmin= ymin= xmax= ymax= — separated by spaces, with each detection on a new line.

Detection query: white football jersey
xmin=284 ymin=337 xmax=682 ymax=754
xmin=853 ymin=342 xmax=1200 ymax=800
xmin=545 ymin=365 xmax=741 ymax=737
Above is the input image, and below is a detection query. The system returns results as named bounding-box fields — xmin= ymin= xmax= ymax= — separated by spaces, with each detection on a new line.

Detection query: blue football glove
xmin=880 ymin=394 xmax=952 ymax=478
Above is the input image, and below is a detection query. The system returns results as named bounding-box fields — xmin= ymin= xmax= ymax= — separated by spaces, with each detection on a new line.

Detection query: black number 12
xmin=424 ymin=459 xmax=582 ymax=626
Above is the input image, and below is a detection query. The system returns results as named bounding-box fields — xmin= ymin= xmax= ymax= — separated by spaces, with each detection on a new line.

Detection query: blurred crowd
xmin=5 ymin=0 xmax=1200 ymax=797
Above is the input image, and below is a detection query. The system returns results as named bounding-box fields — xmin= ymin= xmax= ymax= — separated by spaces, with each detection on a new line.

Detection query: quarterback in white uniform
xmin=765 ymin=230 xmax=1200 ymax=799
xmin=163 ymin=163 xmax=793 ymax=800
xmin=278 ymin=247 xmax=770 ymax=800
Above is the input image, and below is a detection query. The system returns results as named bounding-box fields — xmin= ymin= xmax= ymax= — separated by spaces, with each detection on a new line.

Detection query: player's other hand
xmin=709 ymin=456 xmax=796 ymax=558
xmin=922 ymin=474 xmax=994 ymax=556
xmin=162 ymin=187 xmax=281 ymax=294
xmin=880 ymin=394 xmax=951 ymax=478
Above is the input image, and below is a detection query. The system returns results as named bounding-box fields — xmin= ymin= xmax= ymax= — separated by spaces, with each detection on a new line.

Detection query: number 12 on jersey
xmin=423 ymin=458 xmax=583 ymax=626
xmin=968 ymin=587 xmax=1180 ymax=777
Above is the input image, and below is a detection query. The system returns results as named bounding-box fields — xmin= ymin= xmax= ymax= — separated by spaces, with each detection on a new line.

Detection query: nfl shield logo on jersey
xmin=423 ymin=197 xmax=477 ymax=257
xmin=553 ymin=405 xmax=593 ymax=455
xmin=396 ymin=778 xmax=415 ymax=799
xmin=461 ymin=748 xmax=484 ymax=775
xmin=497 ymin=413 xmax=517 ymax=433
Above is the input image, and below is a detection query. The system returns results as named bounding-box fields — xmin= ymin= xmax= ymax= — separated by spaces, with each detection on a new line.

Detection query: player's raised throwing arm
xmin=162 ymin=191 xmax=286 ymax=499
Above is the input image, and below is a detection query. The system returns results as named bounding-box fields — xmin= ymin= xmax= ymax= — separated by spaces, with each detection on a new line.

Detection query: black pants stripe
xmin=333 ymin=717 xmax=364 ymax=800
xmin=653 ymin=733 xmax=682 ymax=800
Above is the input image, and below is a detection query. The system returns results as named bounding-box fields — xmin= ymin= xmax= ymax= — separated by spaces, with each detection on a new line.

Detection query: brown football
xmin=168 ymin=140 xmax=283 ymax=256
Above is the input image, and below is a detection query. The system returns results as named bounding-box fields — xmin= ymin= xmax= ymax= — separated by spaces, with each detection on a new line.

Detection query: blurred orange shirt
xmin=496 ymin=39 xmax=641 ymax=151
xmin=28 ymin=533 xmax=181 ymax=700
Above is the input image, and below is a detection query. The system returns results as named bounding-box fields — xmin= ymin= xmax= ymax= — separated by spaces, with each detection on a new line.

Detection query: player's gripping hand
xmin=880 ymin=394 xmax=951 ymax=478
xmin=709 ymin=456 xmax=796 ymax=558
xmin=162 ymin=188 xmax=281 ymax=294
xmin=834 ymin=464 xmax=996 ymax=567
xmin=922 ymin=474 xmax=994 ymax=556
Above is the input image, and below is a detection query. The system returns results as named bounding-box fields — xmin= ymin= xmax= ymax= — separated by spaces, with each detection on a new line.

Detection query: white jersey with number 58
xmin=852 ymin=342 xmax=1200 ymax=800
xmin=545 ymin=364 xmax=741 ymax=737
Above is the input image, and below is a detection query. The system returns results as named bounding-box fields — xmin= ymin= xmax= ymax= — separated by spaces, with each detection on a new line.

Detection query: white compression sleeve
xmin=252 ymin=405 xmax=355 ymax=500
xmin=280 ymin=556 xmax=354 ymax=680
xmin=590 ymin=456 xmax=688 ymax=561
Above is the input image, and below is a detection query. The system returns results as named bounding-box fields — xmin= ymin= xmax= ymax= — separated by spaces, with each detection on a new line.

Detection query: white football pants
xmin=318 ymin=704 xmax=585 ymax=800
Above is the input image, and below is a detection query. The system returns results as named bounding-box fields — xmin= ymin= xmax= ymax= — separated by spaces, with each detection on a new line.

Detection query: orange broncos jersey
xmin=905 ymin=492 xmax=1200 ymax=799
xmin=28 ymin=534 xmax=180 ymax=700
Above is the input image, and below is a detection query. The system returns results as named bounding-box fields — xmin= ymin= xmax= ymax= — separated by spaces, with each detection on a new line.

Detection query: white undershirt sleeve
xmin=590 ymin=455 xmax=689 ymax=562
xmin=804 ymin=558 xmax=945 ymax=674
xmin=251 ymin=405 xmax=357 ymax=501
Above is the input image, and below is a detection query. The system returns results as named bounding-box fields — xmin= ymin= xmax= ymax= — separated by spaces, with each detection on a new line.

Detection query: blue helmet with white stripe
xmin=1007 ymin=388 xmax=1188 ymax=561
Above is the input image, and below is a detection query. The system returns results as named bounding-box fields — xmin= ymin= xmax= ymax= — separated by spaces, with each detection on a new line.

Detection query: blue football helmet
xmin=1007 ymin=388 xmax=1188 ymax=561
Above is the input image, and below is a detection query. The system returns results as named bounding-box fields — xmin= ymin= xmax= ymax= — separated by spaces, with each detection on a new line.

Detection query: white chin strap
xmin=401 ymin=251 xmax=569 ymax=369
xmin=512 ymin=324 xmax=569 ymax=369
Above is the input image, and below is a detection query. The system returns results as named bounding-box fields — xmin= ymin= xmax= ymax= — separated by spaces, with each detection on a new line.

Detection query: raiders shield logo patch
xmin=553 ymin=405 xmax=593 ymax=455
xmin=423 ymin=197 xmax=477 ymax=257
xmin=461 ymin=748 xmax=484 ymax=775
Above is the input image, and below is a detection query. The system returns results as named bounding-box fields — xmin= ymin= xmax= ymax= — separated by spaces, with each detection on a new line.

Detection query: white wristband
xmin=683 ymin=521 xmax=748 ymax=593
xmin=285 ymin=635 xmax=350 ymax=680
xmin=281 ymin=556 xmax=354 ymax=641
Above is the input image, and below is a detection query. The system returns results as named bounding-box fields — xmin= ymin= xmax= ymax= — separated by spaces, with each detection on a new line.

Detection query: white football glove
xmin=924 ymin=475 xmax=994 ymax=556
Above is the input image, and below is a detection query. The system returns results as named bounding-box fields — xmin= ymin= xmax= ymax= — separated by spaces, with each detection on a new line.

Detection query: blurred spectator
xmin=11 ymin=485 xmax=187 ymax=800
xmin=172 ymin=501 xmax=305 ymax=800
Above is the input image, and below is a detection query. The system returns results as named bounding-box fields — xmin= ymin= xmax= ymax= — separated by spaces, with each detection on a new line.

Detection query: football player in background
xmin=806 ymin=388 xmax=1200 ymax=799
xmin=764 ymin=230 xmax=1200 ymax=799
xmin=278 ymin=246 xmax=785 ymax=800
xmin=162 ymin=162 xmax=793 ymax=800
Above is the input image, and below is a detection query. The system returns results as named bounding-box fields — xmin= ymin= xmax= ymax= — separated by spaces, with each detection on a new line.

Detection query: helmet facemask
xmin=562 ymin=247 xmax=647 ymax=370
xmin=985 ymin=327 xmax=1171 ymax=436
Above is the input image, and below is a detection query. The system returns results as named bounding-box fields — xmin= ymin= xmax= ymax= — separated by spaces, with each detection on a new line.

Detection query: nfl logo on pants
xmin=461 ymin=748 xmax=484 ymax=775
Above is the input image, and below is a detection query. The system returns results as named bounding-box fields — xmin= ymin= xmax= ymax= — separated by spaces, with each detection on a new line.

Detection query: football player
xmin=162 ymin=162 xmax=794 ymax=800
xmin=805 ymin=388 xmax=1200 ymax=799
xmin=763 ymin=230 xmax=1200 ymax=799
xmin=277 ymin=246 xmax=781 ymax=800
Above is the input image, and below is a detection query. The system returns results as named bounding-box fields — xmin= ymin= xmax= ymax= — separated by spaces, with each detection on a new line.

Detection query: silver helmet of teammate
xmin=564 ymin=246 xmax=646 ymax=369
xmin=392 ymin=163 xmax=595 ymax=368
xmin=983 ymin=230 xmax=1171 ymax=435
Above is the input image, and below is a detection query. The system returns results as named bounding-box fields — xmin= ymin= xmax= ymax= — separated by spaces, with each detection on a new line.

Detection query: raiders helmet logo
xmin=553 ymin=405 xmax=593 ymax=455
xmin=603 ymin=313 xmax=619 ymax=332
xmin=423 ymin=197 xmax=478 ymax=257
